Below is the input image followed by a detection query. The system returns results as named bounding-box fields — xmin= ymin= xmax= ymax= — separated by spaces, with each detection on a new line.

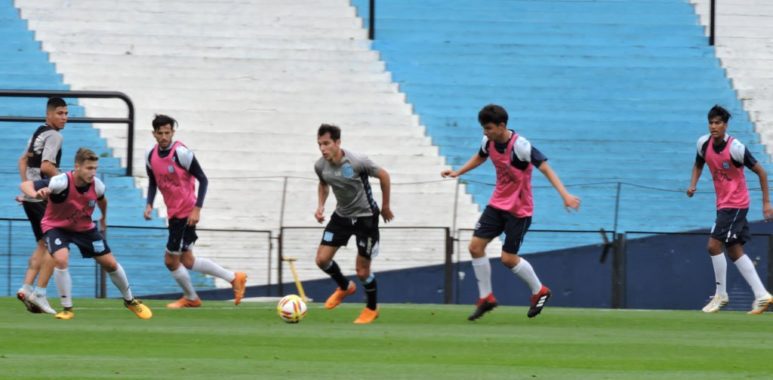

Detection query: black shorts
xmin=44 ymin=227 xmax=111 ymax=258
xmin=320 ymin=213 xmax=380 ymax=259
xmin=167 ymin=217 xmax=198 ymax=253
xmin=22 ymin=200 xmax=46 ymax=242
xmin=473 ymin=205 xmax=532 ymax=254
xmin=711 ymin=208 xmax=750 ymax=246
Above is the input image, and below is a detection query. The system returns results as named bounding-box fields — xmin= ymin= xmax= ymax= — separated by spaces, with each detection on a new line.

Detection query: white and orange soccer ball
xmin=277 ymin=295 xmax=307 ymax=323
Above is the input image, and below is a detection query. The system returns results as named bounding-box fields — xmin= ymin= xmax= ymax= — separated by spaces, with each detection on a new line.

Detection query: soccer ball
xmin=277 ymin=294 xmax=307 ymax=323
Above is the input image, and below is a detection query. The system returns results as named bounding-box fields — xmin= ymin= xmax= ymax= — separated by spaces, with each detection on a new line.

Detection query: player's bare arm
xmin=98 ymin=196 xmax=108 ymax=232
xmin=19 ymin=181 xmax=50 ymax=200
xmin=18 ymin=151 xmax=29 ymax=182
xmin=376 ymin=168 xmax=393 ymax=222
xmin=187 ymin=207 xmax=201 ymax=226
xmin=687 ymin=163 xmax=703 ymax=198
xmin=441 ymin=153 xmax=486 ymax=178
xmin=40 ymin=159 xmax=58 ymax=178
xmin=750 ymin=163 xmax=773 ymax=220
xmin=538 ymin=162 xmax=580 ymax=211
xmin=315 ymin=180 xmax=330 ymax=223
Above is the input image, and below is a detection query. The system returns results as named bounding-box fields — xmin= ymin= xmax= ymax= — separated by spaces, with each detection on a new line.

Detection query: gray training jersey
xmin=315 ymin=149 xmax=381 ymax=218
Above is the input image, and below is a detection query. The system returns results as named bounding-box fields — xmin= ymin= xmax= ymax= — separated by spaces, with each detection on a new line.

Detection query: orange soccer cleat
xmin=353 ymin=307 xmax=379 ymax=324
xmin=166 ymin=297 xmax=202 ymax=309
xmin=324 ymin=281 xmax=356 ymax=310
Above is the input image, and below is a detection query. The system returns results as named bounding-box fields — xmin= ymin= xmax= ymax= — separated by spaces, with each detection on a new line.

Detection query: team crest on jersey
xmin=722 ymin=161 xmax=730 ymax=169
xmin=167 ymin=165 xmax=175 ymax=173
xmin=88 ymin=200 xmax=96 ymax=208
xmin=341 ymin=163 xmax=354 ymax=178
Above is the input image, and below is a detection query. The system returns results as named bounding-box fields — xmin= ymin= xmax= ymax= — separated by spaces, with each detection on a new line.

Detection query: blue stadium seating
xmin=352 ymin=0 xmax=773 ymax=252
xmin=0 ymin=1 xmax=210 ymax=298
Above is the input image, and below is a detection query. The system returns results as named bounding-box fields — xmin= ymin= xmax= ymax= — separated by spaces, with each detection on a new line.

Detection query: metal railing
xmin=0 ymin=90 xmax=135 ymax=176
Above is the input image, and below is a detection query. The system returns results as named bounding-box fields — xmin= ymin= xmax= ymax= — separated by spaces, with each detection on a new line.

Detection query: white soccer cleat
xmin=702 ymin=294 xmax=729 ymax=313
xmin=748 ymin=293 xmax=773 ymax=315
xmin=28 ymin=293 xmax=57 ymax=315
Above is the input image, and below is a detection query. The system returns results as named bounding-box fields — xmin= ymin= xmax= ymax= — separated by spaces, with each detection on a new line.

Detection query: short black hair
xmin=478 ymin=104 xmax=508 ymax=126
xmin=708 ymin=105 xmax=731 ymax=123
xmin=46 ymin=97 xmax=67 ymax=111
xmin=152 ymin=114 xmax=177 ymax=131
xmin=318 ymin=124 xmax=341 ymax=141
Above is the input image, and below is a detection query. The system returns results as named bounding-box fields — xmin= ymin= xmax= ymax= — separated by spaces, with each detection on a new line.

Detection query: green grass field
xmin=0 ymin=298 xmax=771 ymax=379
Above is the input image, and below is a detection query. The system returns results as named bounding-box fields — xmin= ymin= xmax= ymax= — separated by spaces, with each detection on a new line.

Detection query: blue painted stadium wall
xmin=211 ymin=220 xmax=770 ymax=311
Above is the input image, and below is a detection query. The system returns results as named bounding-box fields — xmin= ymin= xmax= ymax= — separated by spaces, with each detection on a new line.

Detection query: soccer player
xmin=143 ymin=114 xmax=246 ymax=308
xmin=441 ymin=104 xmax=580 ymax=320
xmin=687 ymin=105 xmax=773 ymax=314
xmin=20 ymin=148 xmax=152 ymax=320
xmin=16 ymin=97 xmax=67 ymax=314
xmin=314 ymin=124 xmax=393 ymax=324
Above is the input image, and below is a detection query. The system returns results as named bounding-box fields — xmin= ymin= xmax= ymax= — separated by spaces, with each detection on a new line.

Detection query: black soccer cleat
xmin=468 ymin=294 xmax=498 ymax=321
xmin=527 ymin=286 xmax=551 ymax=318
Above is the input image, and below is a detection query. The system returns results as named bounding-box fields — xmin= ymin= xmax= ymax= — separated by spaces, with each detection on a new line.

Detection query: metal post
xmin=267 ymin=233 xmax=273 ymax=296
xmin=97 ymin=228 xmax=107 ymax=298
xmin=444 ymin=228 xmax=453 ymax=304
xmin=611 ymin=233 xmax=627 ymax=308
xmin=277 ymin=177 xmax=288 ymax=296
xmin=126 ymin=99 xmax=135 ymax=176
xmin=7 ymin=221 xmax=11 ymax=296
xmin=709 ymin=0 xmax=716 ymax=46
xmin=613 ymin=182 xmax=622 ymax=234
xmin=368 ymin=0 xmax=375 ymax=40
xmin=767 ymin=235 xmax=773 ymax=291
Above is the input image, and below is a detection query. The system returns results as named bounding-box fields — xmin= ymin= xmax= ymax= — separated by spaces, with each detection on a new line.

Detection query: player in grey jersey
xmin=313 ymin=124 xmax=393 ymax=324
xmin=15 ymin=97 xmax=67 ymax=314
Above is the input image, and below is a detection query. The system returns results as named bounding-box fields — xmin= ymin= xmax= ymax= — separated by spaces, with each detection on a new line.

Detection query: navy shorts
xmin=473 ymin=205 xmax=531 ymax=254
xmin=711 ymin=208 xmax=750 ymax=246
xmin=320 ymin=213 xmax=380 ymax=259
xmin=44 ymin=227 xmax=111 ymax=258
xmin=167 ymin=217 xmax=198 ymax=253
xmin=22 ymin=200 xmax=46 ymax=242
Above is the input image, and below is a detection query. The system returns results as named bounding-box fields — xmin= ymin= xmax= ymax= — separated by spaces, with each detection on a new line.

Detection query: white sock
xmin=54 ymin=268 xmax=73 ymax=308
xmin=33 ymin=287 xmax=47 ymax=298
xmin=734 ymin=254 xmax=769 ymax=298
xmin=710 ymin=253 xmax=728 ymax=296
xmin=107 ymin=263 xmax=133 ymax=301
xmin=20 ymin=283 xmax=33 ymax=295
xmin=191 ymin=258 xmax=235 ymax=282
xmin=471 ymin=257 xmax=492 ymax=299
xmin=511 ymin=257 xmax=542 ymax=294
xmin=170 ymin=265 xmax=199 ymax=300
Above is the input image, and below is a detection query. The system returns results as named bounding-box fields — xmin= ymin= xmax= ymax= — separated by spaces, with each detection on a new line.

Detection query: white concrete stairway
xmin=15 ymin=0 xmax=483 ymax=290
xmin=690 ymin=0 xmax=773 ymax=154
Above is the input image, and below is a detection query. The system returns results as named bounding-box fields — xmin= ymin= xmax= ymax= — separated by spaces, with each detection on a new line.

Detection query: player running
xmin=442 ymin=104 xmax=580 ymax=320
xmin=313 ymin=124 xmax=393 ymax=324
xmin=144 ymin=114 xmax=247 ymax=308
xmin=20 ymin=148 xmax=152 ymax=320
xmin=16 ymin=97 xmax=67 ymax=314
xmin=687 ymin=105 xmax=773 ymax=314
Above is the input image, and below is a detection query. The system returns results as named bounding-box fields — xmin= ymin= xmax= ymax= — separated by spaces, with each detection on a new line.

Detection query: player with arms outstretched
xmin=442 ymin=104 xmax=580 ymax=320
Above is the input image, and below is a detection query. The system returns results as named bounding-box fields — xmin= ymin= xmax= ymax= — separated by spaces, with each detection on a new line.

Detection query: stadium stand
xmin=13 ymin=0 xmax=482 ymax=292
xmin=690 ymin=0 xmax=773 ymax=152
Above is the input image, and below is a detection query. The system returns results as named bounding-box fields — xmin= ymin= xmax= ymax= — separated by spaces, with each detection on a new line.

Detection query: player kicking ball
xmin=20 ymin=148 xmax=152 ymax=320
xmin=313 ymin=124 xmax=393 ymax=324
xmin=687 ymin=105 xmax=773 ymax=314
xmin=442 ymin=105 xmax=580 ymax=320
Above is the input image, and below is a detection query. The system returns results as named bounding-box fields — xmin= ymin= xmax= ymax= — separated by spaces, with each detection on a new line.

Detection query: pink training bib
xmin=488 ymin=133 xmax=534 ymax=217
xmin=150 ymin=141 xmax=197 ymax=219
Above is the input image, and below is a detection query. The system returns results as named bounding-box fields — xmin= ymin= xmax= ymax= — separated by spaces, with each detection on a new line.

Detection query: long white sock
xmin=734 ymin=254 xmax=769 ymax=298
xmin=471 ymin=257 xmax=492 ymax=298
xmin=710 ymin=253 xmax=728 ymax=296
xmin=511 ymin=257 xmax=542 ymax=295
xmin=107 ymin=263 xmax=134 ymax=301
xmin=191 ymin=258 xmax=235 ymax=282
xmin=171 ymin=265 xmax=199 ymax=300
xmin=54 ymin=268 xmax=73 ymax=308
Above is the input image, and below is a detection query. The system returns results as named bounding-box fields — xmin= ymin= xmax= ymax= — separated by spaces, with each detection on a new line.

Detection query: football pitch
xmin=1 ymin=298 xmax=771 ymax=379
